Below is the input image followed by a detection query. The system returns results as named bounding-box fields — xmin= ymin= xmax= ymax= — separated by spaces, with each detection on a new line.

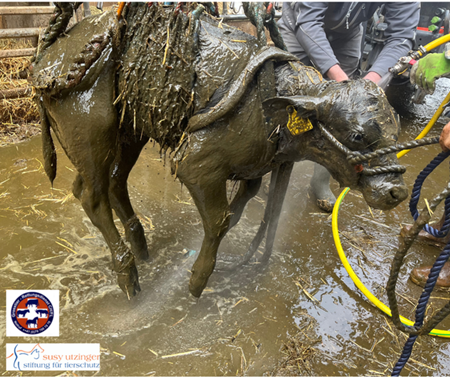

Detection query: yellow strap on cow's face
xmin=286 ymin=106 xmax=313 ymax=136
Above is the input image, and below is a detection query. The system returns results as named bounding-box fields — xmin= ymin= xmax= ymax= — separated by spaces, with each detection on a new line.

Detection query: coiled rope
xmin=388 ymin=151 xmax=450 ymax=376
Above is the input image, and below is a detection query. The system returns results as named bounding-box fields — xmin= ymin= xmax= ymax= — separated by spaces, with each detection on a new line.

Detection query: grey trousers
xmin=278 ymin=22 xmax=363 ymax=77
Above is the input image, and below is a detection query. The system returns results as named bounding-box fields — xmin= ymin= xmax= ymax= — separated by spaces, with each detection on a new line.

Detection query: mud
xmin=1 ymin=80 xmax=450 ymax=375
xmin=0 ymin=124 xmax=40 ymax=147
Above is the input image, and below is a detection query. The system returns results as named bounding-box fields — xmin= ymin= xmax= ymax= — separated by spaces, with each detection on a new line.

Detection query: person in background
xmin=278 ymin=2 xmax=420 ymax=212
xmin=405 ymin=51 xmax=450 ymax=288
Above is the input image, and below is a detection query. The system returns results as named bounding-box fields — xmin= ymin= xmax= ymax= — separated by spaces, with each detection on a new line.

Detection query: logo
xmin=7 ymin=344 xmax=44 ymax=371
xmin=6 ymin=344 xmax=100 ymax=371
xmin=11 ymin=292 xmax=53 ymax=334
xmin=6 ymin=290 xmax=59 ymax=337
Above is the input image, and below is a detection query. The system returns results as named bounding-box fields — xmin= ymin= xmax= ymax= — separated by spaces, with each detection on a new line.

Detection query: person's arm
xmin=440 ymin=122 xmax=450 ymax=152
xmin=326 ymin=64 xmax=349 ymax=81
xmin=292 ymin=2 xmax=346 ymax=79
xmin=363 ymin=71 xmax=381 ymax=84
xmin=366 ymin=2 xmax=420 ymax=78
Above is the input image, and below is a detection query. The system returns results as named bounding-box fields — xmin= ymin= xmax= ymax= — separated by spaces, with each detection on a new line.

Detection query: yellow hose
xmin=424 ymin=33 xmax=450 ymax=53
xmin=332 ymin=189 xmax=450 ymax=337
xmin=332 ymin=33 xmax=450 ymax=337
xmin=397 ymin=90 xmax=450 ymax=158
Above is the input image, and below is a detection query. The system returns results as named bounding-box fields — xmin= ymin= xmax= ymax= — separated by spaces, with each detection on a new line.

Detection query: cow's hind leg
xmin=260 ymin=162 xmax=294 ymax=263
xmin=183 ymin=178 xmax=230 ymax=297
xmin=62 ymin=128 xmax=140 ymax=298
xmin=109 ymin=136 xmax=150 ymax=261
xmin=222 ymin=163 xmax=293 ymax=270
xmin=77 ymin=158 xmax=140 ymax=298
xmin=228 ymin=178 xmax=262 ymax=230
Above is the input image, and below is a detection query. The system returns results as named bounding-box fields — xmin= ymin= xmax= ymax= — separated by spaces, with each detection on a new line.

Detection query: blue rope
xmin=392 ymin=151 xmax=450 ymax=376
xmin=409 ymin=151 xmax=450 ymax=238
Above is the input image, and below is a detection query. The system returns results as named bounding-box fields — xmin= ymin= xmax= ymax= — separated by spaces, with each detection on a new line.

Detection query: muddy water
xmin=2 ymin=82 xmax=450 ymax=376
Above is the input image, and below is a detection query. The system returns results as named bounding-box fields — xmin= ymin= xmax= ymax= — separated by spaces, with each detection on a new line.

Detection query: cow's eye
xmin=351 ymin=133 xmax=363 ymax=142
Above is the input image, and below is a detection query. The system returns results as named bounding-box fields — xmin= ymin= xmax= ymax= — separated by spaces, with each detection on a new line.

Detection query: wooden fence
xmin=0 ymin=6 xmax=53 ymax=99
xmin=0 ymin=6 xmax=53 ymax=58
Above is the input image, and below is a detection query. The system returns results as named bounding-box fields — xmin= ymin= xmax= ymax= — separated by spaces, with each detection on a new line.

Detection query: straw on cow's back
xmin=117 ymin=3 xmax=263 ymax=151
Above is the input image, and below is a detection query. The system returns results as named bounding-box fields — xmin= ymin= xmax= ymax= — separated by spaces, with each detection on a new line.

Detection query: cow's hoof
xmin=114 ymin=246 xmax=141 ymax=298
xmin=188 ymin=274 xmax=207 ymax=298
xmin=188 ymin=284 xmax=203 ymax=298
xmin=117 ymin=264 xmax=141 ymax=299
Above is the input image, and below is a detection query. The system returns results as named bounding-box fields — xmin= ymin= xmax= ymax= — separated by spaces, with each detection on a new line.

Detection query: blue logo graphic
xmin=11 ymin=292 xmax=54 ymax=335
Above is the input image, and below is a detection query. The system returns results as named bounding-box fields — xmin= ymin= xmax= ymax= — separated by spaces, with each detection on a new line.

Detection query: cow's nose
xmin=389 ymin=185 xmax=408 ymax=203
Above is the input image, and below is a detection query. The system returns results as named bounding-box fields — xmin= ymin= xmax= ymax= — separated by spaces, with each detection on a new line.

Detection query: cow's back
xmin=118 ymin=4 xmax=262 ymax=151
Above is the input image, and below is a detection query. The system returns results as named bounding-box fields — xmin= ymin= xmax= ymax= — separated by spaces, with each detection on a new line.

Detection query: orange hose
xmin=117 ymin=2 xmax=125 ymax=19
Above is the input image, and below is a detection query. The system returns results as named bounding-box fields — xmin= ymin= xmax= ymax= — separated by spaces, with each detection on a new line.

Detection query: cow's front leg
xmin=184 ymin=178 xmax=230 ymax=297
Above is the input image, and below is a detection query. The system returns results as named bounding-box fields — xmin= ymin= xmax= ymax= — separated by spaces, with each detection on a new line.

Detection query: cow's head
xmin=264 ymin=79 xmax=408 ymax=210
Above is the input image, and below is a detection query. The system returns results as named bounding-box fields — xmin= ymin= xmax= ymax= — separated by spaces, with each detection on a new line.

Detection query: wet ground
xmin=2 ymin=81 xmax=450 ymax=376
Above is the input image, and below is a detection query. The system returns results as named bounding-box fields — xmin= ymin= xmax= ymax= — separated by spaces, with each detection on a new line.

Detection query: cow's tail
xmin=39 ymin=104 xmax=57 ymax=186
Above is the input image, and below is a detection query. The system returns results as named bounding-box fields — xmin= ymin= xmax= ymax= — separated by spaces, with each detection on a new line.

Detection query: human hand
xmin=440 ymin=121 xmax=450 ymax=152
xmin=410 ymin=53 xmax=450 ymax=94
xmin=326 ymin=64 xmax=349 ymax=82
xmin=363 ymin=71 xmax=381 ymax=84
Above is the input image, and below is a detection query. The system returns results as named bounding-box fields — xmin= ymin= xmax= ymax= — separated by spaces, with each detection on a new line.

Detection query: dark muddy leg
xmin=72 ymin=174 xmax=83 ymax=200
xmin=79 ymin=163 xmax=140 ymax=298
xmin=260 ymin=161 xmax=294 ymax=263
xmin=228 ymin=178 xmax=262 ymax=230
xmin=67 ymin=141 xmax=139 ymax=298
xmin=109 ymin=136 xmax=150 ymax=261
xmin=184 ymin=179 xmax=230 ymax=297
xmin=221 ymin=169 xmax=279 ymax=270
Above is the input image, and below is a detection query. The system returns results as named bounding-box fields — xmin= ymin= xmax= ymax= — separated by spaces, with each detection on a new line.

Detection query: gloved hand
xmin=410 ymin=53 xmax=450 ymax=94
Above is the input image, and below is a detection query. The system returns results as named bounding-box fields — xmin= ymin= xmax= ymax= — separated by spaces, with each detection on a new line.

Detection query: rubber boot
xmin=410 ymin=262 xmax=450 ymax=289
xmin=308 ymin=163 xmax=336 ymax=213
xmin=401 ymin=214 xmax=450 ymax=246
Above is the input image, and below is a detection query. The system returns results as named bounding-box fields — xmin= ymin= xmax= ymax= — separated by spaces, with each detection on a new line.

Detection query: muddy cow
xmin=30 ymin=3 xmax=408 ymax=299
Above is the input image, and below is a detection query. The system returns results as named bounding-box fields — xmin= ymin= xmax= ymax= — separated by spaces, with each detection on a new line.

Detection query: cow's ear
xmin=263 ymin=96 xmax=325 ymax=128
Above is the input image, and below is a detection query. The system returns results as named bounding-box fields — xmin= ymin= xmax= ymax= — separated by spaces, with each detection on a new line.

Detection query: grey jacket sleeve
xmin=369 ymin=2 xmax=420 ymax=76
xmin=292 ymin=2 xmax=340 ymax=75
